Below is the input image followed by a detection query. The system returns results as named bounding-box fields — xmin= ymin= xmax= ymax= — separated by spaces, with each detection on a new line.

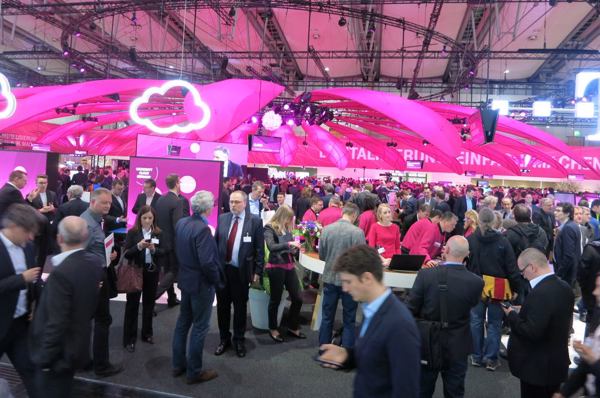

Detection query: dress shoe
xmin=186 ymin=369 xmax=218 ymax=384
xmin=167 ymin=298 xmax=180 ymax=308
xmin=214 ymin=340 xmax=231 ymax=356
xmin=172 ymin=367 xmax=186 ymax=378
xmin=287 ymin=329 xmax=307 ymax=339
xmin=141 ymin=336 xmax=154 ymax=344
xmin=125 ymin=343 xmax=135 ymax=353
xmin=234 ymin=342 xmax=246 ymax=358
xmin=269 ymin=332 xmax=284 ymax=343
xmin=95 ymin=363 xmax=124 ymax=378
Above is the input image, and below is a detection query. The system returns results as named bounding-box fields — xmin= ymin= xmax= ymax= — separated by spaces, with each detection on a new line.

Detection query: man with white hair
xmin=54 ymin=185 xmax=88 ymax=227
xmin=30 ymin=216 xmax=104 ymax=397
xmin=172 ymin=190 xmax=222 ymax=384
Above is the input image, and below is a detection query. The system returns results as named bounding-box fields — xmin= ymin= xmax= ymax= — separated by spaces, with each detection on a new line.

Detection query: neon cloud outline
xmin=129 ymin=80 xmax=211 ymax=135
xmin=0 ymin=73 xmax=17 ymax=119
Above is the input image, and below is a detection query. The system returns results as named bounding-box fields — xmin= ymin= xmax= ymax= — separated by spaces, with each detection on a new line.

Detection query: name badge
xmin=151 ymin=238 xmax=159 ymax=245
xmin=377 ymin=247 xmax=385 ymax=254
xmin=243 ymin=236 xmax=252 ymax=243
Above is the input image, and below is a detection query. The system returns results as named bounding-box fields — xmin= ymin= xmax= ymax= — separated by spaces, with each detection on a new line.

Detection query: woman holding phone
xmin=264 ymin=205 xmax=305 ymax=342
xmin=122 ymin=205 xmax=166 ymax=352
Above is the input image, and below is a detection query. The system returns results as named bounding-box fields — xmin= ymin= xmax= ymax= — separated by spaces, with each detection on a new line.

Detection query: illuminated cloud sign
xmin=129 ymin=80 xmax=211 ymax=135
xmin=0 ymin=73 xmax=17 ymax=119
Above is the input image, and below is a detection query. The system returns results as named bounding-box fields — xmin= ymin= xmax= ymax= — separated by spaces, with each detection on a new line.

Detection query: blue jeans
xmin=470 ymin=300 xmax=503 ymax=363
xmin=420 ymin=359 xmax=468 ymax=398
xmin=172 ymin=287 xmax=215 ymax=378
xmin=318 ymin=283 xmax=358 ymax=348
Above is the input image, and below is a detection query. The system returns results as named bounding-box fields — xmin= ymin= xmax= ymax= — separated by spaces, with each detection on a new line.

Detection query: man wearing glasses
xmin=503 ymin=248 xmax=574 ymax=398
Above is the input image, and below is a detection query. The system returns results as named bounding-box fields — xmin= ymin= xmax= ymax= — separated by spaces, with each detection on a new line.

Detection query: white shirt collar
xmin=0 ymin=231 xmax=19 ymax=249
xmin=529 ymin=271 xmax=554 ymax=289
xmin=51 ymin=248 xmax=84 ymax=267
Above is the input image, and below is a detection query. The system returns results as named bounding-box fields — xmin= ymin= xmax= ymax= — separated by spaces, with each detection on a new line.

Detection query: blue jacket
xmin=347 ymin=294 xmax=420 ymax=398
xmin=175 ymin=214 xmax=222 ymax=293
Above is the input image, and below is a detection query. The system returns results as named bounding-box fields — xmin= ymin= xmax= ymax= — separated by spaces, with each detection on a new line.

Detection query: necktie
xmin=226 ymin=216 xmax=239 ymax=263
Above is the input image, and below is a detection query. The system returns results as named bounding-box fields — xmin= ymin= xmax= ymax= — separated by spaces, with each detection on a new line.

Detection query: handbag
xmin=116 ymin=254 xmax=143 ymax=293
xmin=415 ymin=266 xmax=448 ymax=371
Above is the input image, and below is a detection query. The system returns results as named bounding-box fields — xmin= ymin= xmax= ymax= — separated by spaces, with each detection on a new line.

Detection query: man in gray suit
xmin=318 ymin=202 xmax=365 ymax=349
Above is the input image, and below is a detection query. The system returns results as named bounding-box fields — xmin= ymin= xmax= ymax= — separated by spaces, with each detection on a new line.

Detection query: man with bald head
xmin=30 ymin=216 xmax=104 ymax=397
xmin=408 ymin=236 xmax=484 ymax=398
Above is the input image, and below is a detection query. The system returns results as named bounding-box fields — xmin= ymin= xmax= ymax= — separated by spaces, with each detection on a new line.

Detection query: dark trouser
xmin=34 ymin=368 xmax=75 ymax=398
xmin=0 ymin=316 xmax=36 ymax=396
xmin=420 ymin=359 xmax=468 ymax=398
xmin=318 ymin=283 xmax=357 ymax=348
xmin=267 ymin=267 xmax=303 ymax=330
xmin=93 ymin=269 xmax=112 ymax=370
xmin=156 ymin=251 xmax=178 ymax=302
xmin=172 ymin=288 xmax=215 ymax=379
xmin=520 ymin=380 xmax=559 ymax=398
xmin=217 ymin=264 xmax=249 ymax=342
xmin=123 ymin=268 xmax=159 ymax=345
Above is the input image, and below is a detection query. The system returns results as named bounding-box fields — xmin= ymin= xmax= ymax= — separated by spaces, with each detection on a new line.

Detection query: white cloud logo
xmin=129 ymin=80 xmax=211 ymax=135
xmin=0 ymin=73 xmax=17 ymax=119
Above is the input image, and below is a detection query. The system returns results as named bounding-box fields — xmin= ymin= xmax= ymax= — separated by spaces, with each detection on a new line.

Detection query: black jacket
xmin=467 ymin=229 xmax=521 ymax=297
xmin=123 ymin=229 xmax=167 ymax=269
xmin=407 ymin=264 xmax=483 ymax=362
xmin=0 ymin=183 xmax=25 ymax=218
xmin=507 ymin=274 xmax=574 ymax=386
xmin=131 ymin=193 xmax=161 ymax=214
xmin=155 ymin=192 xmax=184 ymax=251
xmin=30 ymin=190 xmax=58 ymax=221
xmin=505 ymin=223 xmax=548 ymax=260
xmin=577 ymin=240 xmax=600 ymax=313
xmin=29 ymin=250 xmax=104 ymax=372
xmin=294 ymin=197 xmax=311 ymax=220
xmin=554 ymin=220 xmax=582 ymax=284
xmin=532 ymin=208 xmax=555 ymax=253
xmin=54 ymin=198 xmax=89 ymax=226
xmin=104 ymin=194 xmax=127 ymax=232
xmin=264 ymin=225 xmax=295 ymax=265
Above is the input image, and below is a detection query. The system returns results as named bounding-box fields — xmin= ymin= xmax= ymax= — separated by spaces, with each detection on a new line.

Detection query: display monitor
xmin=0 ymin=150 xmax=48 ymax=195
xmin=477 ymin=180 xmax=490 ymax=188
xmin=248 ymin=135 xmax=281 ymax=153
xmin=127 ymin=156 xmax=222 ymax=228
xmin=554 ymin=192 xmax=576 ymax=205
xmin=405 ymin=160 xmax=424 ymax=170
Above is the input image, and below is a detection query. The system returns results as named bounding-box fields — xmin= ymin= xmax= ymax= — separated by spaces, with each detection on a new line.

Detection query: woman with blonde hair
xmin=264 ymin=205 xmax=304 ymax=342
xmin=464 ymin=209 xmax=479 ymax=238
xmin=367 ymin=203 xmax=401 ymax=266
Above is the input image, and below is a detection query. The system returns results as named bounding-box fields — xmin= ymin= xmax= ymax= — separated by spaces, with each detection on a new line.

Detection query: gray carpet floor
xmin=4 ymin=297 xmax=521 ymax=398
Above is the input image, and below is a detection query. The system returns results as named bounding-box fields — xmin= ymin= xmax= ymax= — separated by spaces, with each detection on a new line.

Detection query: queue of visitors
xmin=1 ymin=164 xmax=600 ymax=397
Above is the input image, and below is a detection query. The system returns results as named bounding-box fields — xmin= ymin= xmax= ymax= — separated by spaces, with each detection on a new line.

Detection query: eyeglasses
xmin=519 ymin=263 xmax=532 ymax=275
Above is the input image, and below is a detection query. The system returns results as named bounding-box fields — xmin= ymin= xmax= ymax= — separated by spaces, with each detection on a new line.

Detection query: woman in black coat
xmin=264 ymin=205 xmax=305 ymax=342
xmin=122 ymin=205 xmax=166 ymax=352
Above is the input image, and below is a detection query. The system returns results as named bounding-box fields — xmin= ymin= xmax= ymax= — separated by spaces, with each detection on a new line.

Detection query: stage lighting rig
xmin=338 ymin=16 xmax=347 ymax=27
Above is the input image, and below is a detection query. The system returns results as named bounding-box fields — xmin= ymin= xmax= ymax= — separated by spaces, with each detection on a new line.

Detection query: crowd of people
xmin=1 ymin=164 xmax=600 ymax=397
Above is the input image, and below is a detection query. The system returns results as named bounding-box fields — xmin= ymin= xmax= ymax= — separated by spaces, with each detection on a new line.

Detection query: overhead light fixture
xmin=504 ymin=69 xmax=510 ymax=74
xmin=324 ymin=66 xmax=330 ymax=72
xmin=228 ymin=7 xmax=236 ymax=17
xmin=338 ymin=16 xmax=347 ymax=27
xmin=261 ymin=110 xmax=282 ymax=131
xmin=532 ymin=101 xmax=552 ymax=117
xmin=575 ymin=101 xmax=594 ymax=118
xmin=491 ymin=99 xmax=509 ymax=116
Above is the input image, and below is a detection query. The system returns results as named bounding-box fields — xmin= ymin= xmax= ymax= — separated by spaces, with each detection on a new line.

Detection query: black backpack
xmin=510 ymin=226 xmax=544 ymax=258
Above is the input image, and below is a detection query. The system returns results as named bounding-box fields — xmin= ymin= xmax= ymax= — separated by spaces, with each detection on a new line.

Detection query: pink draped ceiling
xmin=0 ymin=80 xmax=593 ymax=178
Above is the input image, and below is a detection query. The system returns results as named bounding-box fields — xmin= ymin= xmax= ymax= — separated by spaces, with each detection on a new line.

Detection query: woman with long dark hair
xmin=122 ymin=205 xmax=166 ymax=352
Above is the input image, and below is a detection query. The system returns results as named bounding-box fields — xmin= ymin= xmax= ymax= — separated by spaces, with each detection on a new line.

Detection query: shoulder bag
xmin=116 ymin=253 xmax=143 ymax=293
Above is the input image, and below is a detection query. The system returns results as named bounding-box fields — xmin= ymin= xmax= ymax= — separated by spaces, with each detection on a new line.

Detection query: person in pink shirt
xmin=409 ymin=212 xmax=458 ymax=267
xmin=302 ymin=196 xmax=323 ymax=222
xmin=358 ymin=194 xmax=379 ymax=239
xmin=367 ymin=204 xmax=400 ymax=266
xmin=317 ymin=197 xmax=343 ymax=227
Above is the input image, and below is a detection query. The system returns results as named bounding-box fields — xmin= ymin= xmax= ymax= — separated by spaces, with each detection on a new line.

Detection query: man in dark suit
xmin=407 ymin=235 xmax=484 ymax=398
xmin=417 ymin=187 xmax=436 ymax=209
xmin=319 ymin=245 xmax=420 ymax=398
xmin=532 ymin=198 xmax=555 ymax=256
xmin=453 ymin=187 xmax=477 ymax=235
xmin=30 ymin=216 xmax=104 ymax=397
xmin=132 ymin=178 xmax=161 ymax=214
xmin=220 ymin=177 xmax=233 ymax=214
xmin=155 ymin=174 xmax=184 ymax=306
xmin=214 ymin=190 xmax=264 ymax=358
xmin=172 ymin=191 xmax=221 ymax=384
xmin=71 ymin=166 xmax=87 ymax=187
xmin=104 ymin=179 xmax=127 ymax=233
xmin=503 ymin=248 xmax=574 ymax=398
xmin=0 ymin=170 xmax=31 ymax=217
xmin=0 ymin=203 xmax=44 ymax=396
xmin=553 ymin=202 xmax=581 ymax=285
xmin=30 ymin=175 xmax=58 ymax=266
xmin=54 ymin=185 xmax=88 ymax=226
xmin=213 ymin=146 xmax=243 ymax=179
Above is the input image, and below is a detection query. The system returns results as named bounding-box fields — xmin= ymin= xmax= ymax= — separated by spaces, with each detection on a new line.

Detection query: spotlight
xmin=286 ymin=119 xmax=295 ymax=126
xmin=422 ymin=140 xmax=429 ymax=146
xmin=251 ymin=116 xmax=258 ymax=124
xmin=299 ymin=92 xmax=312 ymax=103
xmin=79 ymin=67 xmax=86 ymax=73
xmin=345 ymin=142 xmax=354 ymax=147
xmin=305 ymin=106 xmax=311 ymax=113
xmin=228 ymin=7 xmax=236 ymax=17
xmin=62 ymin=50 xmax=69 ymax=57
xmin=75 ymin=32 xmax=81 ymax=37
xmin=283 ymin=103 xmax=290 ymax=111
xmin=302 ymin=140 xmax=308 ymax=146
xmin=338 ymin=16 xmax=347 ymax=27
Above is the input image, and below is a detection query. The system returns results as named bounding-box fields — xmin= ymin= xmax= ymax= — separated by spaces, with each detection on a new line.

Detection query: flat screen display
xmin=136 ymin=134 xmax=248 ymax=179
xmin=405 ymin=160 xmax=424 ymax=170
xmin=554 ymin=192 xmax=576 ymax=205
xmin=248 ymin=135 xmax=281 ymax=153
xmin=0 ymin=150 xmax=48 ymax=196
xmin=464 ymin=170 xmax=477 ymax=177
xmin=126 ymin=156 xmax=222 ymax=229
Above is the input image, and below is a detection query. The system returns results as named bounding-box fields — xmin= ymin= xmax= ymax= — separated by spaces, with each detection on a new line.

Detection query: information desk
xmin=299 ymin=252 xmax=418 ymax=330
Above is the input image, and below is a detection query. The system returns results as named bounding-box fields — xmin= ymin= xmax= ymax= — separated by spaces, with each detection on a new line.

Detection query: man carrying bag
xmin=408 ymin=236 xmax=483 ymax=398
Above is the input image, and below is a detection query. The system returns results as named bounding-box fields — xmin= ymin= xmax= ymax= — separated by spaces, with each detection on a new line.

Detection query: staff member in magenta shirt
xmin=317 ymin=197 xmax=343 ymax=227
xmin=368 ymin=204 xmax=400 ymax=267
